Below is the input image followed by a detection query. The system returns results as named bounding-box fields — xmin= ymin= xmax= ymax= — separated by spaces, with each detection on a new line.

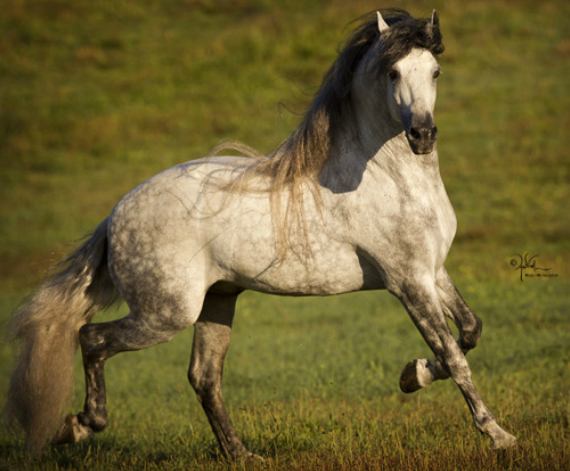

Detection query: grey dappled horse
xmin=6 ymin=9 xmax=517 ymax=459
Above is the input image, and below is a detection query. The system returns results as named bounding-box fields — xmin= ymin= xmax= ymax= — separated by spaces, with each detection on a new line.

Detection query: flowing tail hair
xmin=4 ymin=219 xmax=120 ymax=455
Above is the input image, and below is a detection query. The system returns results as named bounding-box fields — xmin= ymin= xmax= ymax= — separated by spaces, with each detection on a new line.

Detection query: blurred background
xmin=1 ymin=0 xmax=568 ymax=294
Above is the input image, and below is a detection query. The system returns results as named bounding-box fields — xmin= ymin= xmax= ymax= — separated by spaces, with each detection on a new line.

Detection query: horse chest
xmin=341 ymin=167 xmax=457 ymax=269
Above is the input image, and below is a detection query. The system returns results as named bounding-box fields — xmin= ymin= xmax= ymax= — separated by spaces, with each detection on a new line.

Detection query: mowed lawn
xmin=1 ymin=0 xmax=569 ymax=469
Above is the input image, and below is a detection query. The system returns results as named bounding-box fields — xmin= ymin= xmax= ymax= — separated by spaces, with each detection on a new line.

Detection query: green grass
xmin=1 ymin=284 xmax=568 ymax=469
xmin=1 ymin=0 xmax=569 ymax=469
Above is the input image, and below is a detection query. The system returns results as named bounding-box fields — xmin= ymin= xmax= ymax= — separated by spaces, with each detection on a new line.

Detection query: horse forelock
xmin=375 ymin=9 xmax=445 ymax=74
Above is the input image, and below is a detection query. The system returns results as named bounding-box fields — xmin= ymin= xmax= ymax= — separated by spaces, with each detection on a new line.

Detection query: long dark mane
xmin=213 ymin=9 xmax=444 ymax=258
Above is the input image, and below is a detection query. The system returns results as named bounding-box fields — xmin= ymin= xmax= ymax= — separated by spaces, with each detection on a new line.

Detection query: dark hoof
xmin=399 ymin=360 xmax=423 ymax=393
xmin=52 ymin=415 xmax=93 ymax=445
xmin=52 ymin=415 xmax=78 ymax=445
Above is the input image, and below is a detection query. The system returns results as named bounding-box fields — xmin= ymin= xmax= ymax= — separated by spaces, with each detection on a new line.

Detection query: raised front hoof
xmin=399 ymin=358 xmax=435 ymax=393
xmin=52 ymin=415 xmax=94 ymax=445
xmin=399 ymin=360 xmax=423 ymax=393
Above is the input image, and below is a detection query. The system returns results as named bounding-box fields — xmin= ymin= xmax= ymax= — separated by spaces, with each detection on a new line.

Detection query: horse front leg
xmin=189 ymin=293 xmax=262 ymax=461
xmin=393 ymin=276 xmax=516 ymax=449
xmin=399 ymin=267 xmax=482 ymax=393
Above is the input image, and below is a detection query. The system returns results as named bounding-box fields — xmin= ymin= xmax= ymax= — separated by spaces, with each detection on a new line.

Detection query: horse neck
xmin=353 ymin=87 xmax=403 ymax=157
xmin=320 ymin=87 xmax=431 ymax=193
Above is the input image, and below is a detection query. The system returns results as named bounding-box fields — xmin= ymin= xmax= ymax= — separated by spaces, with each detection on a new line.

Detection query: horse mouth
xmin=408 ymin=139 xmax=436 ymax=155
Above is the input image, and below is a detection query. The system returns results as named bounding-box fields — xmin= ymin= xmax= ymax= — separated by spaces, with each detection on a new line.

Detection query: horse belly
xmin=209 ymin=211 xmax=385 ymax=296
xmin=240 ymin=253 xmax=376 ymax=296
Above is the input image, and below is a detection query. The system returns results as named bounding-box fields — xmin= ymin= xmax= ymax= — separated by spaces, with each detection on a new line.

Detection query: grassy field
xmin=1 ymin=0 xmax=569 ymax=469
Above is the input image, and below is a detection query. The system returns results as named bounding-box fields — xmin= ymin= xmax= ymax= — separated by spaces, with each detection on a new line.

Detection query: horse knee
xmin=78 ymin=322 xmax=117 ymax=360
xmin=188 ymin=354 xmax=217 ymax=395
xmin=78 ymin=323 xmax=102 ymax=356
xmin=187 ymin=364 xmax=201 ymax=393
xmin=189 ymin=317 xmax=233 ymax=402
xmin=459 ymin=315 xmax=482 ymax=351
xmin=188 ymin=364 xmax=221 ymax=405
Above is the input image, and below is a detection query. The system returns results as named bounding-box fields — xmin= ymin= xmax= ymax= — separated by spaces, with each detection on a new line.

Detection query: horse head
xmin=377 ymin=10 xmax=442 ymax=155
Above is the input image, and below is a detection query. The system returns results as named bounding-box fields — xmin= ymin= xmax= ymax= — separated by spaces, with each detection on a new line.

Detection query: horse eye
xmin=433 ymin=69 xmax=441 ymax=79
xmin=388 ymin=69 xmax=400 ymax=82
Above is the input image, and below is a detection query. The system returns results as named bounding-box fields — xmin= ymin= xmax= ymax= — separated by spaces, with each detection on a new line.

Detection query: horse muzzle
xmin=406 ymin=123 xmax=438 ymax=155
xmin=406 ymin=122 xmax=438 ymax=155
xmin=401 ymin=112 xmax=438 ymax=154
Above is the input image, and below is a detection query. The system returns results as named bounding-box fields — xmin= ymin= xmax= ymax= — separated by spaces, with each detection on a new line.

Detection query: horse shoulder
xmin=328 ymin=156 xmax=456 ymax=276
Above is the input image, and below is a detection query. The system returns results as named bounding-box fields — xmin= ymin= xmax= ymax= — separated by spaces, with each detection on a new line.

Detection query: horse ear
xmin=429 ymin=9 xmax=444 ymax=53
xmin=430 ymin=10 xmax=440 ymax=29
xmin=377 ymin=11 xmax=389 ymax=33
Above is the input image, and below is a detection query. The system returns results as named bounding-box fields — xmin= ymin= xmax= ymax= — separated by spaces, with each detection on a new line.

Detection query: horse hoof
xmin=491 ymin=431 xmax=518 ymax=450
xmin=399 ymin=359 xmax=434 ymax=393
xmin=400 ymin=361 xmax=422 ymax=393
xmin=52 ymin=415 xmax=93 ymax=445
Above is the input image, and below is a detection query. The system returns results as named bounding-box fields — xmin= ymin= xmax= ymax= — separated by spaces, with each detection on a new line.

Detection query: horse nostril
xmin=430 ymin=126 xmax=438 ymax=140
xmin=410 ymin=127 xmax=421 ymax=140
xmin=409 ymin=126 xmax=438 ymax=142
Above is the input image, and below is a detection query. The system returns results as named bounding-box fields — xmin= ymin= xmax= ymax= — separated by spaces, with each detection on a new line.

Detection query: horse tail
xmin=4 ymin=218 xmax=120 ymax=455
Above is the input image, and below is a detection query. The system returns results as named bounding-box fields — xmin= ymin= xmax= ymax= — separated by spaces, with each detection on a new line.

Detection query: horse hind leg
xmin=188 ymin=292 xmax=262 ymax=461
xmin=399 ymin=268 xmax=482 ymax=393
xmin=52 ymin=327 xmax=107 ymax=445
xmin=53 ymin=308 xmax=197 ymax=445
